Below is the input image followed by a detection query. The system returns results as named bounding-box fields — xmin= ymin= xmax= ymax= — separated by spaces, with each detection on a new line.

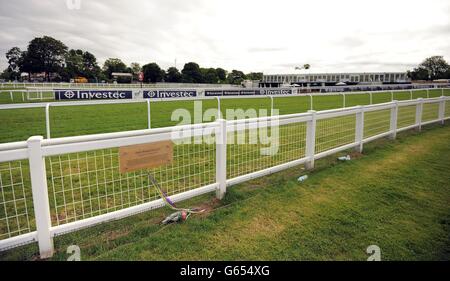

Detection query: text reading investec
xmin=55 ymin=90 xmax=133 ymax=100
xmin=143 ymin=90 xmax=197 ymax=99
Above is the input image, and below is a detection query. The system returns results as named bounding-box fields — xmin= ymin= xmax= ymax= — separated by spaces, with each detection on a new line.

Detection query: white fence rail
xmin=0 ymin=82 xmax=241 ymax=90
xmin=0 ymin=96 xmax=448 ymax=258
xmin=0 ymin=88 xmax=448 ymax=141
xmin=1 ymin=85 xmax=449 ymax=104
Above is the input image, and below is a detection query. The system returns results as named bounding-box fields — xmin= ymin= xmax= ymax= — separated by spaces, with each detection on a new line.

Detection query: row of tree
xmin=407 ymin=56 xmax=450 ymax=81
xmin=3 ymin=35 xmax=449 ymax=83
xmin=1 ymin=36 xmax=263 ymax=84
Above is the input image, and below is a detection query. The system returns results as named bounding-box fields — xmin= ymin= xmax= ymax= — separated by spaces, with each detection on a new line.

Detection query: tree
xmin=408 ymin=56 xmax=450 ymax=80
xmin=82 ymin=51 xmax=101 ymax=80
xmin=142 ymin=62 xmax=164 ymax=83
xmin=64 ymin=49 xmax=101 ymax=81
xmin=201 ymin=68 xmax=219 ymax=84
xmin=130 ymin=62 xmax=141 ymax=73
xmin=165 ymin=67 xmax=182 ymax=82
xmin=102 ymin=58 xmax=127 ymax=79
xmin=246 ymin=72 xmax=263 ymax=81
xmin=181 ymin=62 xmax=203 ymax=83
xmin=21 ymin=36 xmax=68 ymax=81
xmin=5 ymin=47 xmax=24 ymax=80
xmin=227 ymin=70 xmax=247 ymax=84
xmin=0 ymin=68 xmax=14 ymax=80
xmin=216 ymin=68 xmax=227 ymax=82
xmin=65 ymin=49 xmax=84 ymax=78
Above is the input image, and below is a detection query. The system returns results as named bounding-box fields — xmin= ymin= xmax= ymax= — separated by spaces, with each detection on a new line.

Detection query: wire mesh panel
xmin=0 ymin=161 xmax=34 ymax=240
xmin=227 ymin=121 xmax=307 ymax=179
xmin=364 ymin=109 xmax=391 ymax=138
xmin=422 ymin=102 xmax=440 ymax=123
xmin=397 ymin=105 xmax=416 ymax=129
xmin=46 ymin=136 xmax=216 ymax=226
xmin=446 ymin=101 xmax=450 ymax=118
xmin=315 ymin=115 xmax=356 ymax=154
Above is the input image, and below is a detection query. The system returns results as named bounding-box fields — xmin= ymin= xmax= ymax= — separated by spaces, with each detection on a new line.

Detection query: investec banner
xmin=55 ymin=90 xmax=133 ymax=100
xmin=143 ymin=90 xmax=197 ymax=99
xmin=204 ymin=89 xmax=292 ymax=97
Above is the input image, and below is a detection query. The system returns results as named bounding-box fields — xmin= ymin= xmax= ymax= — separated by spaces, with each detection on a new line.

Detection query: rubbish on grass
xmin=298 ymin=175 xmax=308 ymax=182
xmin=162 ymin=211 xmax=189 ymax=225
xmin=148 ymin=174 xmax=205 ymax=224
xmin=338 ymin=155 xmax=351 ymax=161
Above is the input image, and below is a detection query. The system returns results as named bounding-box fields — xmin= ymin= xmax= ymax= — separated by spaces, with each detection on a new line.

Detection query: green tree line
xmin=1 ymin=35 xmax=263 ymax=84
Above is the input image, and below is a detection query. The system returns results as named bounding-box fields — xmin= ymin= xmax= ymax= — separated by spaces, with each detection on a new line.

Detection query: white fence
xmin=0 ymin=96 xmax=448 ymax=258
xmin=1 ymin=85 xmax=449 ymax=104
xmin=0 ymin=88 xmax=448 ymax=142
xmin=0 ymin=82 xmax=241 ymax=90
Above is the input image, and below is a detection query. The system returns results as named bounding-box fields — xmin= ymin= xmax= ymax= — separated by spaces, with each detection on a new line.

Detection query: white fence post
xmin=342 ymin=93 xmax=346 ymax=108
xmin=391 ymin=91 xmax=394 ymax=102
xmin=369 ymin=92 xmax=373 ymax=104
xmin=27 ymin=136 xmax=54 ymax=259
xmin=269 ymin=95 xmax=274 ymax=116
xmin=439 ymin=96 xmax=446 ymax=125
xmin=216 ymin=119 xmax=227 ymax=200
xmin=390 ymin=101 xmax=399 ymax=139
xmin=147 ymin=100 xmax=151 ymax=129
xmin=216 ymin=97 xmax=221 ymax=119
xmin=45 ymin=104 xmax=51 ymax=139
xmin=305 ymin=110 xmax=317 ymax=170
xmin=10 ymin=91 xmax=13 ymax=102
xmin=410 ymin=90 xmax=413 ymax=100
xmin=415 ymin=98 xmax=424 ymax=131
xmin=355 ymin=106 xmax=364 ymax=153
xmin=309 ymin=94 xmax=313 ymax=110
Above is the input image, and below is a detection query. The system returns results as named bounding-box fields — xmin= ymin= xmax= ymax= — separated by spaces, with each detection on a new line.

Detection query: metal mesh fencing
xmin=397 ymin=105 xmax=416 ymax=129
xmin=364 ymin=109 xmax=391 ymax=138
xmin=46 ymin=136 xmax=216 ymax=226
xmin=446 ymin=101 xmax=450 ymax=118
xmin=227 ymin=121 xmax=307 ymax=179
xmin=315 ymin=115 xmax=356 ymax=153
xmin=0 ymin=161 xmax=34 ymax=240
xmin=422 ymin=103 xmax=440 ymax=123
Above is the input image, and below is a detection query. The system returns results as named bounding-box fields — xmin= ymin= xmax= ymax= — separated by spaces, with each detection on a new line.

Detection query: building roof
xmin=111 ymin=72 xmax=133 ymax=77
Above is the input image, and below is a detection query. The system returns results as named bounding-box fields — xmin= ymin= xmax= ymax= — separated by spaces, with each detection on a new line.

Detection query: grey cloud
xmin=0 ymin=0 xmax=449 ymax=73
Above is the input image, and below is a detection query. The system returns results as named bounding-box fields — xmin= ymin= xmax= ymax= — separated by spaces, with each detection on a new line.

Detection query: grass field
xmin=0 ymin=89 xmax=448 ymax=261
xmin=1 ymin=123 xmax=449 ymax=261
xmin=0 ymin=89 xmax=448 ymax=143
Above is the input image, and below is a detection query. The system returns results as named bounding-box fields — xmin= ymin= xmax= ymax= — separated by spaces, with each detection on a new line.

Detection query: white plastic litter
xmin=338 ymin=155 xmax=351 ymax=161
xmin=298 ymin=175 xmax=308 ymax=182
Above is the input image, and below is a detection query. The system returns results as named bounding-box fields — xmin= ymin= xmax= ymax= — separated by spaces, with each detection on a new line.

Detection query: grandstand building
xmin=260 ymin=72 xmax=411 ymax=87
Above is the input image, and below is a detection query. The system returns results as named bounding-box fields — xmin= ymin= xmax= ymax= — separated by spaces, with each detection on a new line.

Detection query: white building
xmin=260 ymin=72 xmax=410 ymax=87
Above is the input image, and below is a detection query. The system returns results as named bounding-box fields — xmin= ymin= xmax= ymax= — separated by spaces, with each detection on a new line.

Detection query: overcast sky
xmin=0 ymin=0 xmax=449 ymax=74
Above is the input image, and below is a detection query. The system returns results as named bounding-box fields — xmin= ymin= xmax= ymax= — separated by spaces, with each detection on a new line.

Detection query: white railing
xmin=1 ymin=85 xmax=448 ymax=103
xmin=0 ymin=82 xmax=241 ymax=90
xmin=0 ymin=88 xmax=447 ymax=141
xmin=0 ymin=96 xmax=448 ymax=258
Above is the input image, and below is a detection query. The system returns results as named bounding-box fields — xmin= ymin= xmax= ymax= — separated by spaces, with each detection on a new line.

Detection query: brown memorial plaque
xmin=119 ymin=141 xmax=173 ymax=173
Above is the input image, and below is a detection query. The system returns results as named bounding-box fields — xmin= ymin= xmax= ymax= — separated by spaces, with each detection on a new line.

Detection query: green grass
xmin=0 ymin=90 xmax=449 ymax=260
xmin=0 ymin=89 xmax=449 ymax=143
xmin=1 ymin=123 xmax=449 ymax=261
